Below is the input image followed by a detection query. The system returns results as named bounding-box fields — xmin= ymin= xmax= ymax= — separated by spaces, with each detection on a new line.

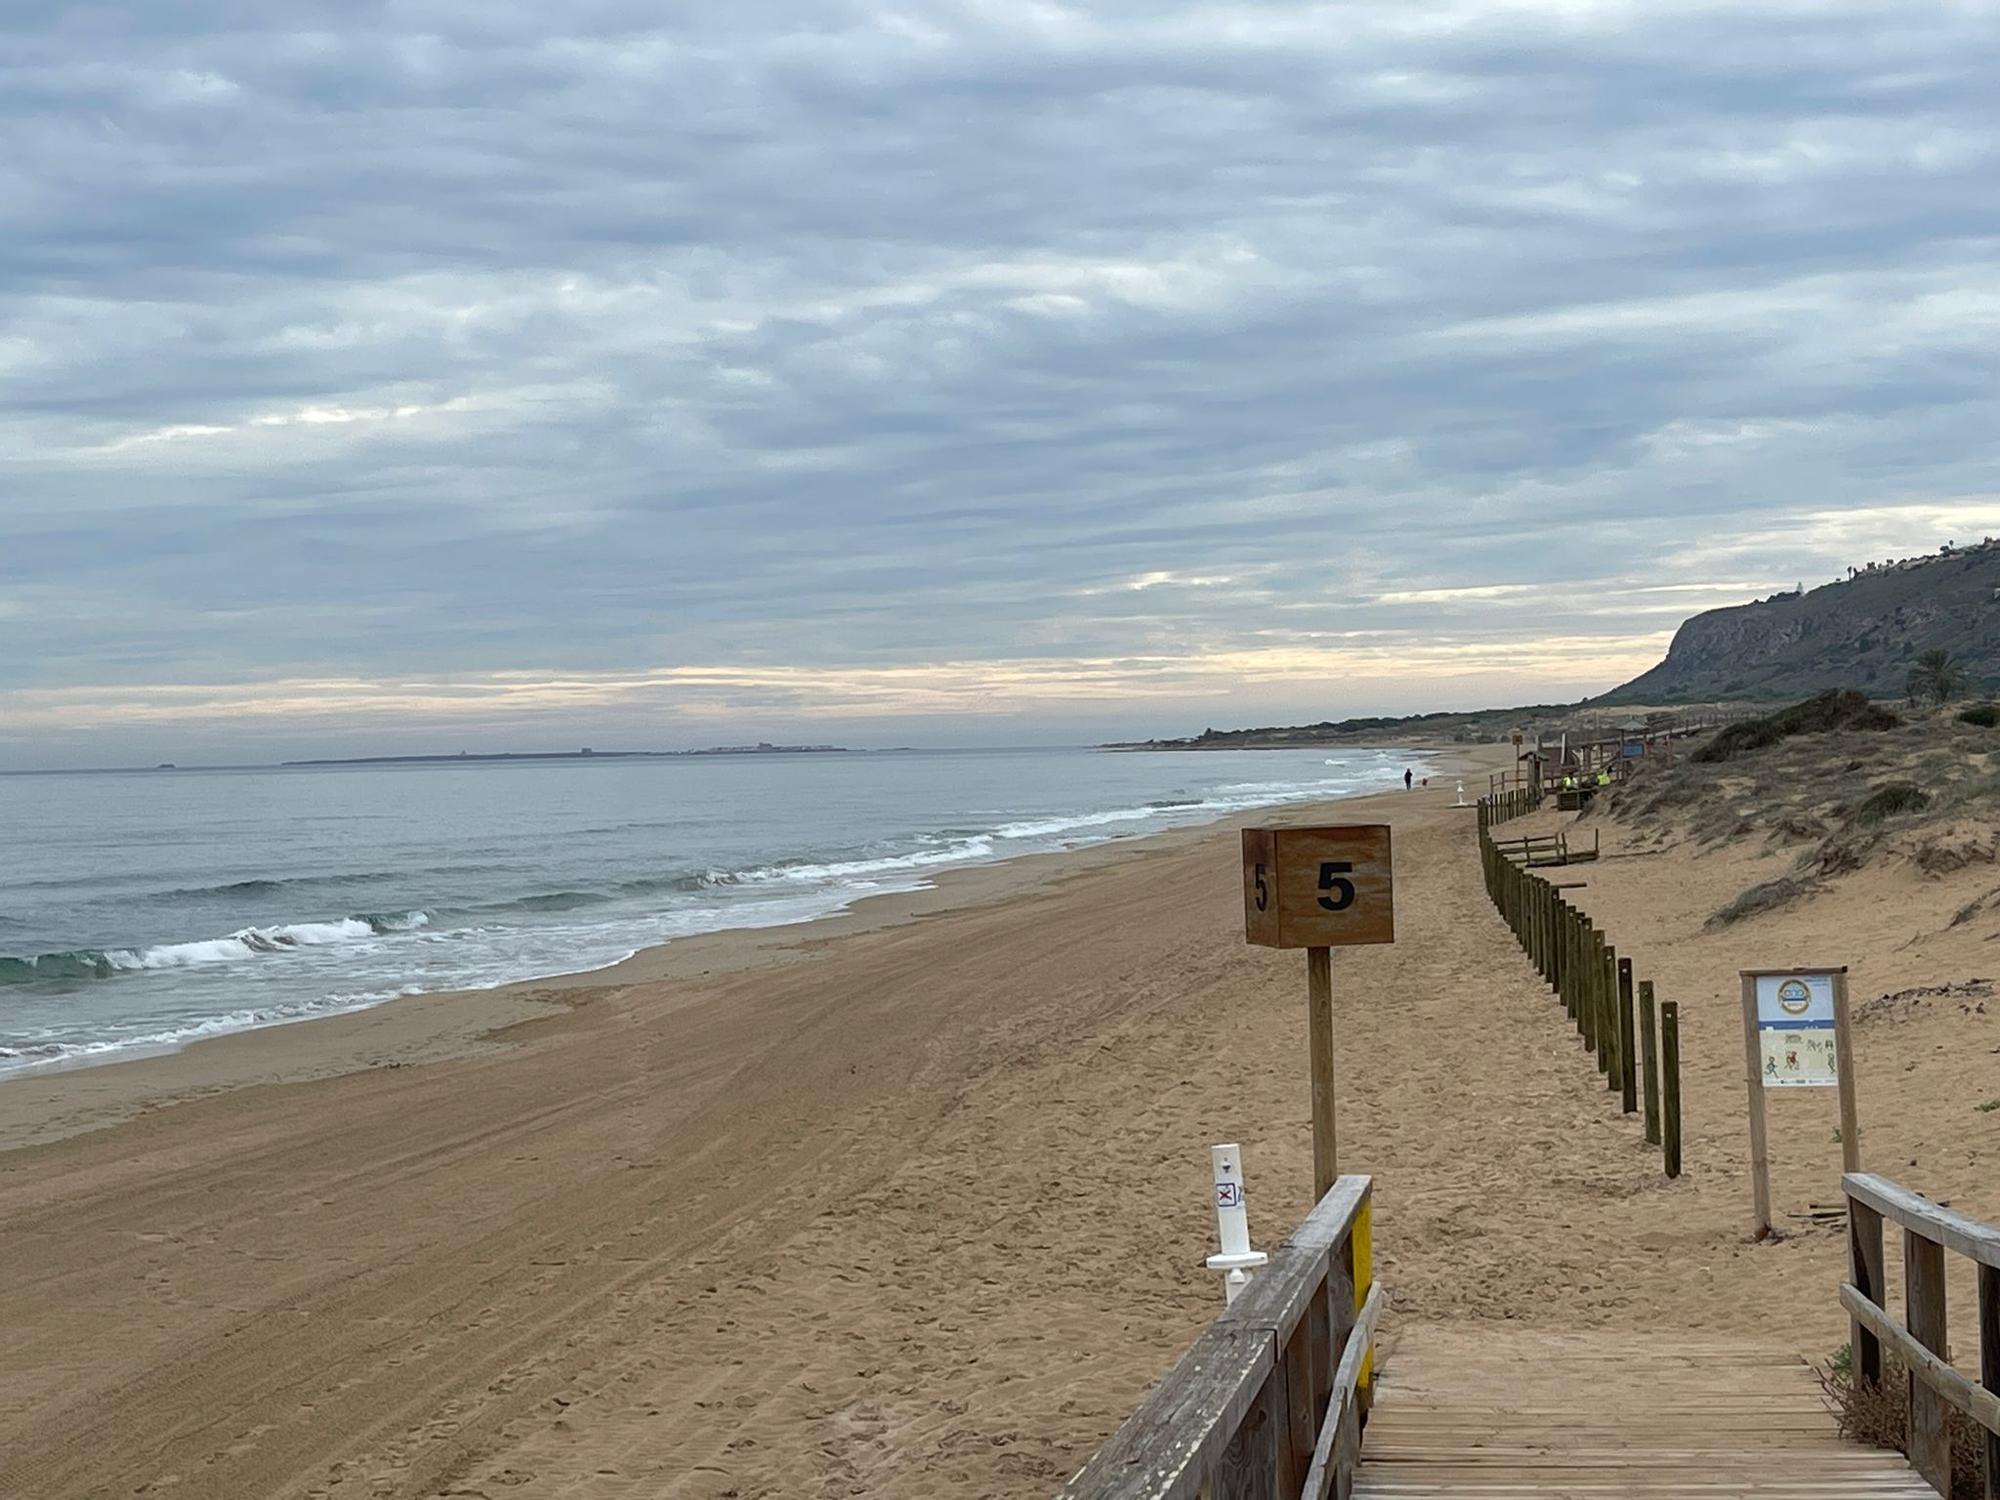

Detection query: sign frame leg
xmin=1833 ymin=970 xmax=1861 ymax=1173
xmin=1739 ymin=973 xmax=1773 ymax=1239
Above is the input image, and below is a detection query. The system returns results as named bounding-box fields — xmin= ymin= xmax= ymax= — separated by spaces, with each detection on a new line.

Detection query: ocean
xmin=0 ymin=745 xmax=1425 ymax=1074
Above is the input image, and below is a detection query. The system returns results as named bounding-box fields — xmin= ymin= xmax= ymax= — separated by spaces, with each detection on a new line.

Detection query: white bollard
xmin=1204 ymin=1143 xmax=1268 ymax=1303
xmin=1455 ymin=780 xmax=1467 ymax=806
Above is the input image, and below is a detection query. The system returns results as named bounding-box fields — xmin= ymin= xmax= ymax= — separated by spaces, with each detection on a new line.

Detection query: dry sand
xmin=3 ymin=747 xmax=1994 ymax=1499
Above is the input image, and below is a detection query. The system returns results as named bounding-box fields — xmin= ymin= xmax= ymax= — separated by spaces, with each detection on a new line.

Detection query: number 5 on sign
xmin=1242 ymin=826 xmax=1394 ymax=948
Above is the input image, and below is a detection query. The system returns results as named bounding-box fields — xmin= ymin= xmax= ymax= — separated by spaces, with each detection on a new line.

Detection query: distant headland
xmin=280 ymin=743 xmax=848 ymax=767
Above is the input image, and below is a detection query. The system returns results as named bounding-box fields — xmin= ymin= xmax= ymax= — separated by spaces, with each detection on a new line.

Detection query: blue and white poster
xmin=1754 ymin=972 xmax=1838 ymax=1088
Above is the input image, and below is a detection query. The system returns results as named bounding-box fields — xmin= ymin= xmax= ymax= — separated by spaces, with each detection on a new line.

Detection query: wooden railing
xmin=1840 ymin=1173 xmax=2000 ymax=1497
xmin=1476 ymin=795 xmax=1682 ymax=1176
xmin=1481 ymin=783 xmax=1537 ymax=821
xmin=1057 ymin=1175 xmax=1379 ymax=1500
xmin=1488 ymin=829 xmax=1600 ymax=867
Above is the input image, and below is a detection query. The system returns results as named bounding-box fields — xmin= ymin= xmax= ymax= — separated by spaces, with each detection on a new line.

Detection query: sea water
xmin=0 ymin=745 xmax=1423 ymax=1073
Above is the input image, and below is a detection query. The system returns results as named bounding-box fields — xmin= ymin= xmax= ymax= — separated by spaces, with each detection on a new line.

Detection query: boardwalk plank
xmin=1353 ymin=1327 xmax=1933 ymax=1500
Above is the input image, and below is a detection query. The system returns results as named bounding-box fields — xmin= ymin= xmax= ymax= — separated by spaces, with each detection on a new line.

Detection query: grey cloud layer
xmin=5 ymin=1 xmax=2000 ymax=748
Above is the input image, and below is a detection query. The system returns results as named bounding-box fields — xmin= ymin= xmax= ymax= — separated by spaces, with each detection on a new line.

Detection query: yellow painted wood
xmin=1353 ymin=1197 xmax=1373 ymax=1407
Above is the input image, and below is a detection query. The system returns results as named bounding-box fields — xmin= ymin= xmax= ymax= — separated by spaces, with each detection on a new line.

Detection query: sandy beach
xmin=4 ymin=746 xmax=1995 ymax=1499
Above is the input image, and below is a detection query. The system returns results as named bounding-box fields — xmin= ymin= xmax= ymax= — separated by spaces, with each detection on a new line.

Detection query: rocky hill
xmin=1600 ymin=540 xmax=2000 ymax=704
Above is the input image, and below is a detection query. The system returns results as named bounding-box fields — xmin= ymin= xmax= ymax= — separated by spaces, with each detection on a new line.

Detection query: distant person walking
xmin=1403 ymin=767 xmax=1413 ymax=791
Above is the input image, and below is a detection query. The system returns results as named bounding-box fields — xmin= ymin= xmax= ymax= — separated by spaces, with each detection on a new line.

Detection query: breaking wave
xmin=0 ymin=911 xmax=430 ymax=985
xmin=707 ymin=837 xmax=997 ymax=887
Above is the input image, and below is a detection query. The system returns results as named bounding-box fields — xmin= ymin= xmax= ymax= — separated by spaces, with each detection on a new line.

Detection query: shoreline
xmin=0 ymin=745 xmax=1488 ymax=1151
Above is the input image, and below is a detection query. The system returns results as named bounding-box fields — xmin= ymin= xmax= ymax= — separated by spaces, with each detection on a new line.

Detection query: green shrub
xmin=1957 ymin=702 xmax=2000 ymax=727
xmin=1850 ymin=782 xmax=1930 ymax=826
xmin=1815 ymin=1348 xmax=1987 ymax=1498
xmin=1707 ymin=875 xmax=1813 ymax=927
xmin=1693 ymin=690 xmax=1900 ymax=764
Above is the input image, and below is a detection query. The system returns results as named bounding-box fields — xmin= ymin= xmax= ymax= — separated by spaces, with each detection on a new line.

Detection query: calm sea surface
xmin=0 ymin=746 xmax=1423 ymax=1074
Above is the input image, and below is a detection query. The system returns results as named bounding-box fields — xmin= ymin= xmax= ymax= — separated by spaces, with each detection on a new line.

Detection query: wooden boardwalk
xmin=1355 ymin=1325 xmax=1933 ymax=1499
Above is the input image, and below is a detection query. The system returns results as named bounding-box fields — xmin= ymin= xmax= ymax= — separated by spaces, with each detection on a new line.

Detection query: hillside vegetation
xmin=1599 ymin=693 xmax=2000 ymax=928
xmin=1690 ymin=689 xmax=1899 ymax=763
xmin=1602 ymin=541 xmax=2000 ymax=704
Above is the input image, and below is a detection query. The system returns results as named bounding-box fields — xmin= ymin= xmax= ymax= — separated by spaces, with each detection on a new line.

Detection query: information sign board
xmin=1738 ymin=965 xmax=1859 ymax=1237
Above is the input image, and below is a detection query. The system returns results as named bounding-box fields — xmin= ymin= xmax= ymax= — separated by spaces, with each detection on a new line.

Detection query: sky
xmin=5 ymin=1 xmax=2000 ymax=767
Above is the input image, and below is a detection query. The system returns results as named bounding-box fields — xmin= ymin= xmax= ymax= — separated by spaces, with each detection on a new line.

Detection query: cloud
xmin=0 ymin=632 xmax=1673 ymax=760
xmin=4 ymin=1 xmax=1999 ymax=763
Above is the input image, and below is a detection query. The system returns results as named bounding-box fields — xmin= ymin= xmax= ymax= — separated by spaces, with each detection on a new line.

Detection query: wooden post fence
xmin=1476 ymin=793 xmax=1682 ymax=1178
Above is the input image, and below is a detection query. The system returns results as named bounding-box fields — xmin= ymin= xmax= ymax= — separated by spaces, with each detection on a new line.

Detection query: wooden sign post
xmin=1738 ymin=965 xmax=1858 ymax=1239
xmin=1242 ymin=823 xmax=1394 ymax=1423
xmin=1241 ymin=825 xmax=1395 ymax=1197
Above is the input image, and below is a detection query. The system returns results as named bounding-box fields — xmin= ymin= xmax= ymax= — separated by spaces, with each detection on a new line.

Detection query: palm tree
xmin=1905 ymin=648 xmax=1968 ymax=706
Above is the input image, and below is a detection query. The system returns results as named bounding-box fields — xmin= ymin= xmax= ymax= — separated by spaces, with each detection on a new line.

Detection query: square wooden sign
xmin=1242 ymin=825 xmax=1394 ymax=949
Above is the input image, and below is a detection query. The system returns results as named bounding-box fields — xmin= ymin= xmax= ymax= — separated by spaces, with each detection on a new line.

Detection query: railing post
xmin=1979 ymin=1261 xmax=1999 ymax=1500
xmin=1280 ymin=1304 xmax=1315 ymax=1493
xmin=1217 ymin=1363 xmax=1284 ymax=1498
xmin=1905 ymin=1227 xmax=1950 ymax=1493
xmin=1845 ymin=1185 xmax=1884 ymax=1388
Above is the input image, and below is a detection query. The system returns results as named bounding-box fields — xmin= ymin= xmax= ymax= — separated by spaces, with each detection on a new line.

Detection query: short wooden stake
xmin=1579 ymin=920 xmax=1597 ymax=1048
xmin=1662 ymin=1001 xmax=1683 ymax=1179
xmin=1308 ymin=945 xmax=1337 ymax=1198
xmin=1552 ymin=912 xmax=1568 ymax=1032
xmin=1737 ymin=975 xmax=1772 ymax=1236
xmin=1638 ymin=980 xmax=1661 ymax=1145
xmin=1547 ymin=889 xmax=1558 ymax=987
xmin=1617 ymin=958 xmax=1637 ymax=1115
xmin=1603 ymin=954 xmax=1618 ymax=1080
xmin=1596 ymin=937 xmax=1614 ymax=1078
